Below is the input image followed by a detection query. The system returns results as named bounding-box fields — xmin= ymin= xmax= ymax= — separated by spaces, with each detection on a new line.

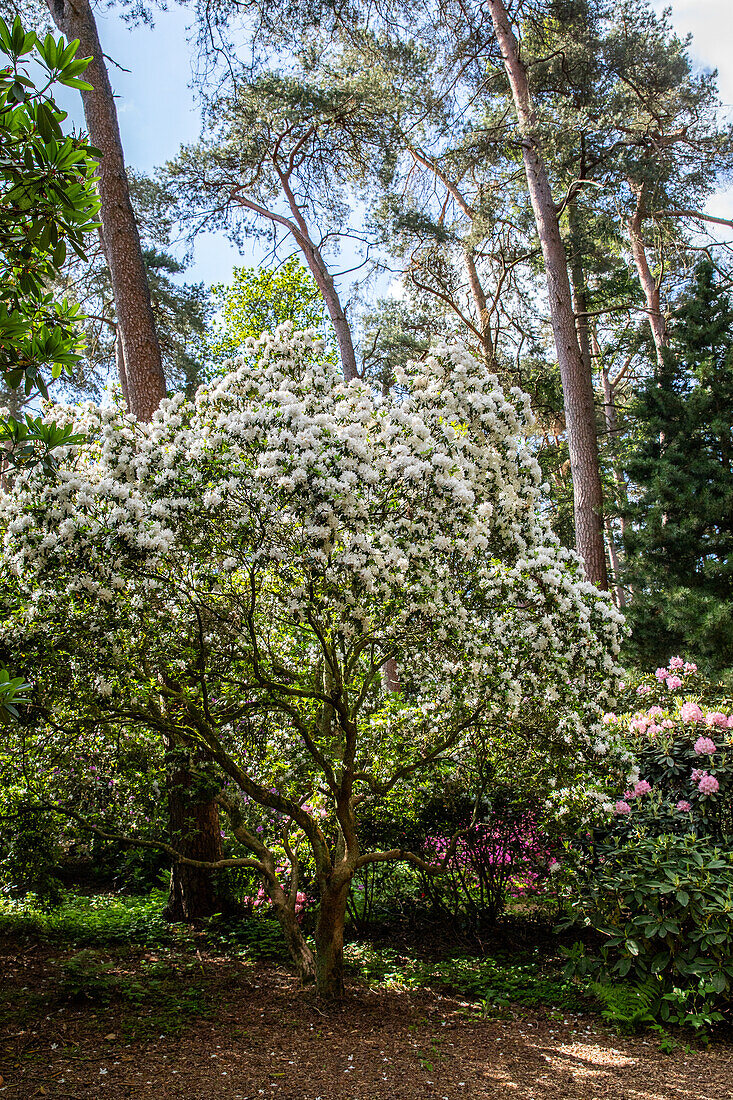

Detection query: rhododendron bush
xmin=0 ymin=327 xmax=623 ymax=996
xmin=563 ymin=660 xmax=733 ymax=1028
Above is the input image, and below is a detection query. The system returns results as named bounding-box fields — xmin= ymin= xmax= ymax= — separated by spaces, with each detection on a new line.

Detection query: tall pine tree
xmin=624 ymin=261 xmax=733 ymax=670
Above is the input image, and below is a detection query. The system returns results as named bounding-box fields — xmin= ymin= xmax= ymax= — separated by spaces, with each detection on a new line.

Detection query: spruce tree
xmin=624 ymin=261 xmax=733 ymax=670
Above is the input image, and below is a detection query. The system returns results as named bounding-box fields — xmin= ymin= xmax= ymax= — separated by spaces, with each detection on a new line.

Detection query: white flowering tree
xmin=0 ymin=327 xmax=624 ymax=996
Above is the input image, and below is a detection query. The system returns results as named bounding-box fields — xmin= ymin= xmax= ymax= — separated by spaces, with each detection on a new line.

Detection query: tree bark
xmin=47 ymin=0 xmax=166 ymax=420
xmin=464 ymin=247 xmax=493 ymax=361
xmin=47 ymin=0 xmax=223 ymax=915
xmin=628 ymin=184 xmax=668 ymax=369
xmin=163 ymin=749 xmax=224 ymax=922
xmin=314 ymin=877 xmax=351 ymax=998
xmin=487 ymin=0 xmax=607 ymax=589
xmin=599 ymin=348 xmax=629 ymax=608
xmin=268 ymin=882 xmax=316 ymax=981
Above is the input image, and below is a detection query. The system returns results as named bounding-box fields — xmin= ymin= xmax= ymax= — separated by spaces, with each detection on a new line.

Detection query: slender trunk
xmin=604 ymin=516 xmax=625 ymax=607
xmin=567 ymin=205 xmax=594 ymax=380
xmin=115 ymin=328 xmax=129 ymax=409
xmin=315 ymin=878 xmax=351 ymax=998
xmin=628 ymin=185 xmax=668 ymax=369
xmin=599 ymin=359 xmax=628 ymax=609
xmin=47 ymin=0 xmax=166 ymax=420
xmin=487 ymin=0 xmax=607 ymax=589
xmin=47 ymin=0 xmax=221 ymax=909
xmin=299 ymin=238 xmax=358 ymax=382
xmin=464 ymin=247 xmax=493 ymax=360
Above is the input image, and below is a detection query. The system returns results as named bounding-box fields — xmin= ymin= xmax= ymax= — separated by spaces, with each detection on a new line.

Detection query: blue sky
xmin=54 ymin=0 xmax=733 ymax=290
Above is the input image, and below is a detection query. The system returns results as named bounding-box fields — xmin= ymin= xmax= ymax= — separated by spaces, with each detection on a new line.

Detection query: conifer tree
xmin=624 ymin=261 xmax=733 ymax=670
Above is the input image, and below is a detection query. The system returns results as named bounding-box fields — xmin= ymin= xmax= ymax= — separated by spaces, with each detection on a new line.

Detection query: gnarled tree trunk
xmin=315 ymin=876 xmax=351 ymax=998
xmin=487 ymin=0 xmax=607 ymax=590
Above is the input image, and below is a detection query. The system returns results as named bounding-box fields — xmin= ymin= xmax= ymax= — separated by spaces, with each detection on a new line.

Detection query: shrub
xmin=563 ymin=658 xmax=733 ymax=1030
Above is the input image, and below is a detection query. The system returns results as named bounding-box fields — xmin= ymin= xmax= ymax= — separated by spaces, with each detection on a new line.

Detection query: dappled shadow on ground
xmin=1 ymin=937 xmax=732 ymax=1100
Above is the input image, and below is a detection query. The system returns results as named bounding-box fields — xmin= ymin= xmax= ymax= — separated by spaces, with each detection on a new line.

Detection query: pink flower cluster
xmin=615 ymin=780 xmax=652 ymax=812
xmin=676 ymin=800 xmax=691 ymax=812
xmin=697 ymin=773 xmax=720 ymax=796
xmin=244 ymin=885 xmax=309 ymax=916
xmin=694 ymin=736 xmax=717 ymax=756
xmin=652 ymin=658 xmax=697 ymax=691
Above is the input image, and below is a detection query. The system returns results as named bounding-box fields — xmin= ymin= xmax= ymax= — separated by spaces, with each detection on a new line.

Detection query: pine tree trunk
xmin=314 ymin=878 xmax=351 ymax=998
xmin=628 ymin=185 xmax=669 ymax=369
xmin=487 ymin=0 xmax=607 ymax=589
xmin=47 ymin=0 xmax=222 ymax=913
xmin=47 ymin=0 xmax=166 ymax=420
xmin=600 ymin=360 xmax=628 ymax=608
xmin=464 ymin=247 xmax=493 ymax=360
xmin=163 ymin=748 xmax=224 ymax=922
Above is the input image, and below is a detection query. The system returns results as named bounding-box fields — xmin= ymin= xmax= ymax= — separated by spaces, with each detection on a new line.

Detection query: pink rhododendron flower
xmin=694 ymin=736 xmax=716 ymax=756
xmin=698 ymin=774 xmax=719 ymax=796
xmin=706 ymin=712 xmax=728 ymax=728
xmin=665 ymin=675 xmax=683 ymax=690
xmin=636 ymin=684 xmax=652 ymax=695
xmin=684 ymin=662 xmax=697 ymax=674
xmin=676 ymin=800 xmax=692 ymax=812
xmin=634 ymin=780 xmax=652 ymax=796
xmin=655 ymin=667 xmax=668 ymax=681
xmin=691 ymin=768 xmax=705 ymax=783
xmin=615 ymin=801 xmax=631 ymax=815
xmin=662 ymin=719 xmax=674 ymax=728
xmin=680 ymin=702 xmax=703 ymax=723
xmin=602 ymin=712 xmax=617 ymax=725
xmin=647 ymin=723 xmax=662 ymax=737
xmin=668 ymin=656 xmax=684 ymax=670
xmin=648 ymin=706 xmax=664 ymax=718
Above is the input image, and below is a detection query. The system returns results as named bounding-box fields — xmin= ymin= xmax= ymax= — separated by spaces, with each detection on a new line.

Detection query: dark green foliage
xmin=624 ymin=261 xmax=733 ymax=671
xmin=0 ymin=15 xmax=99 ymax=397
xmin=564 ymin=833 xmax=733 ymax=1030
xmin=0 ymin=797 xmax=64 ymax=907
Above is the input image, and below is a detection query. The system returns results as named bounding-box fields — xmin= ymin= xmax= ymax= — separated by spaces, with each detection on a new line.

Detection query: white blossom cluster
xmin=0 ymin=327 xmax=625 ymax=773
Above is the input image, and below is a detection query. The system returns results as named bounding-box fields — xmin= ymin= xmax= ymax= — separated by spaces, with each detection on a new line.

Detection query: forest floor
xmin=1 ymin=935 xmax=733 ymax=1100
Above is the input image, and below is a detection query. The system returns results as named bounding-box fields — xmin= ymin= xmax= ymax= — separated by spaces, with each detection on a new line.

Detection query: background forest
xmin=1 ymin=0 xmax=733 ymax=1064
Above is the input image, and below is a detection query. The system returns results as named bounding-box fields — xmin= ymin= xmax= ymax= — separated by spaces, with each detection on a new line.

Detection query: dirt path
xmin=1 ymin=939 xmax=732 ymax=1099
